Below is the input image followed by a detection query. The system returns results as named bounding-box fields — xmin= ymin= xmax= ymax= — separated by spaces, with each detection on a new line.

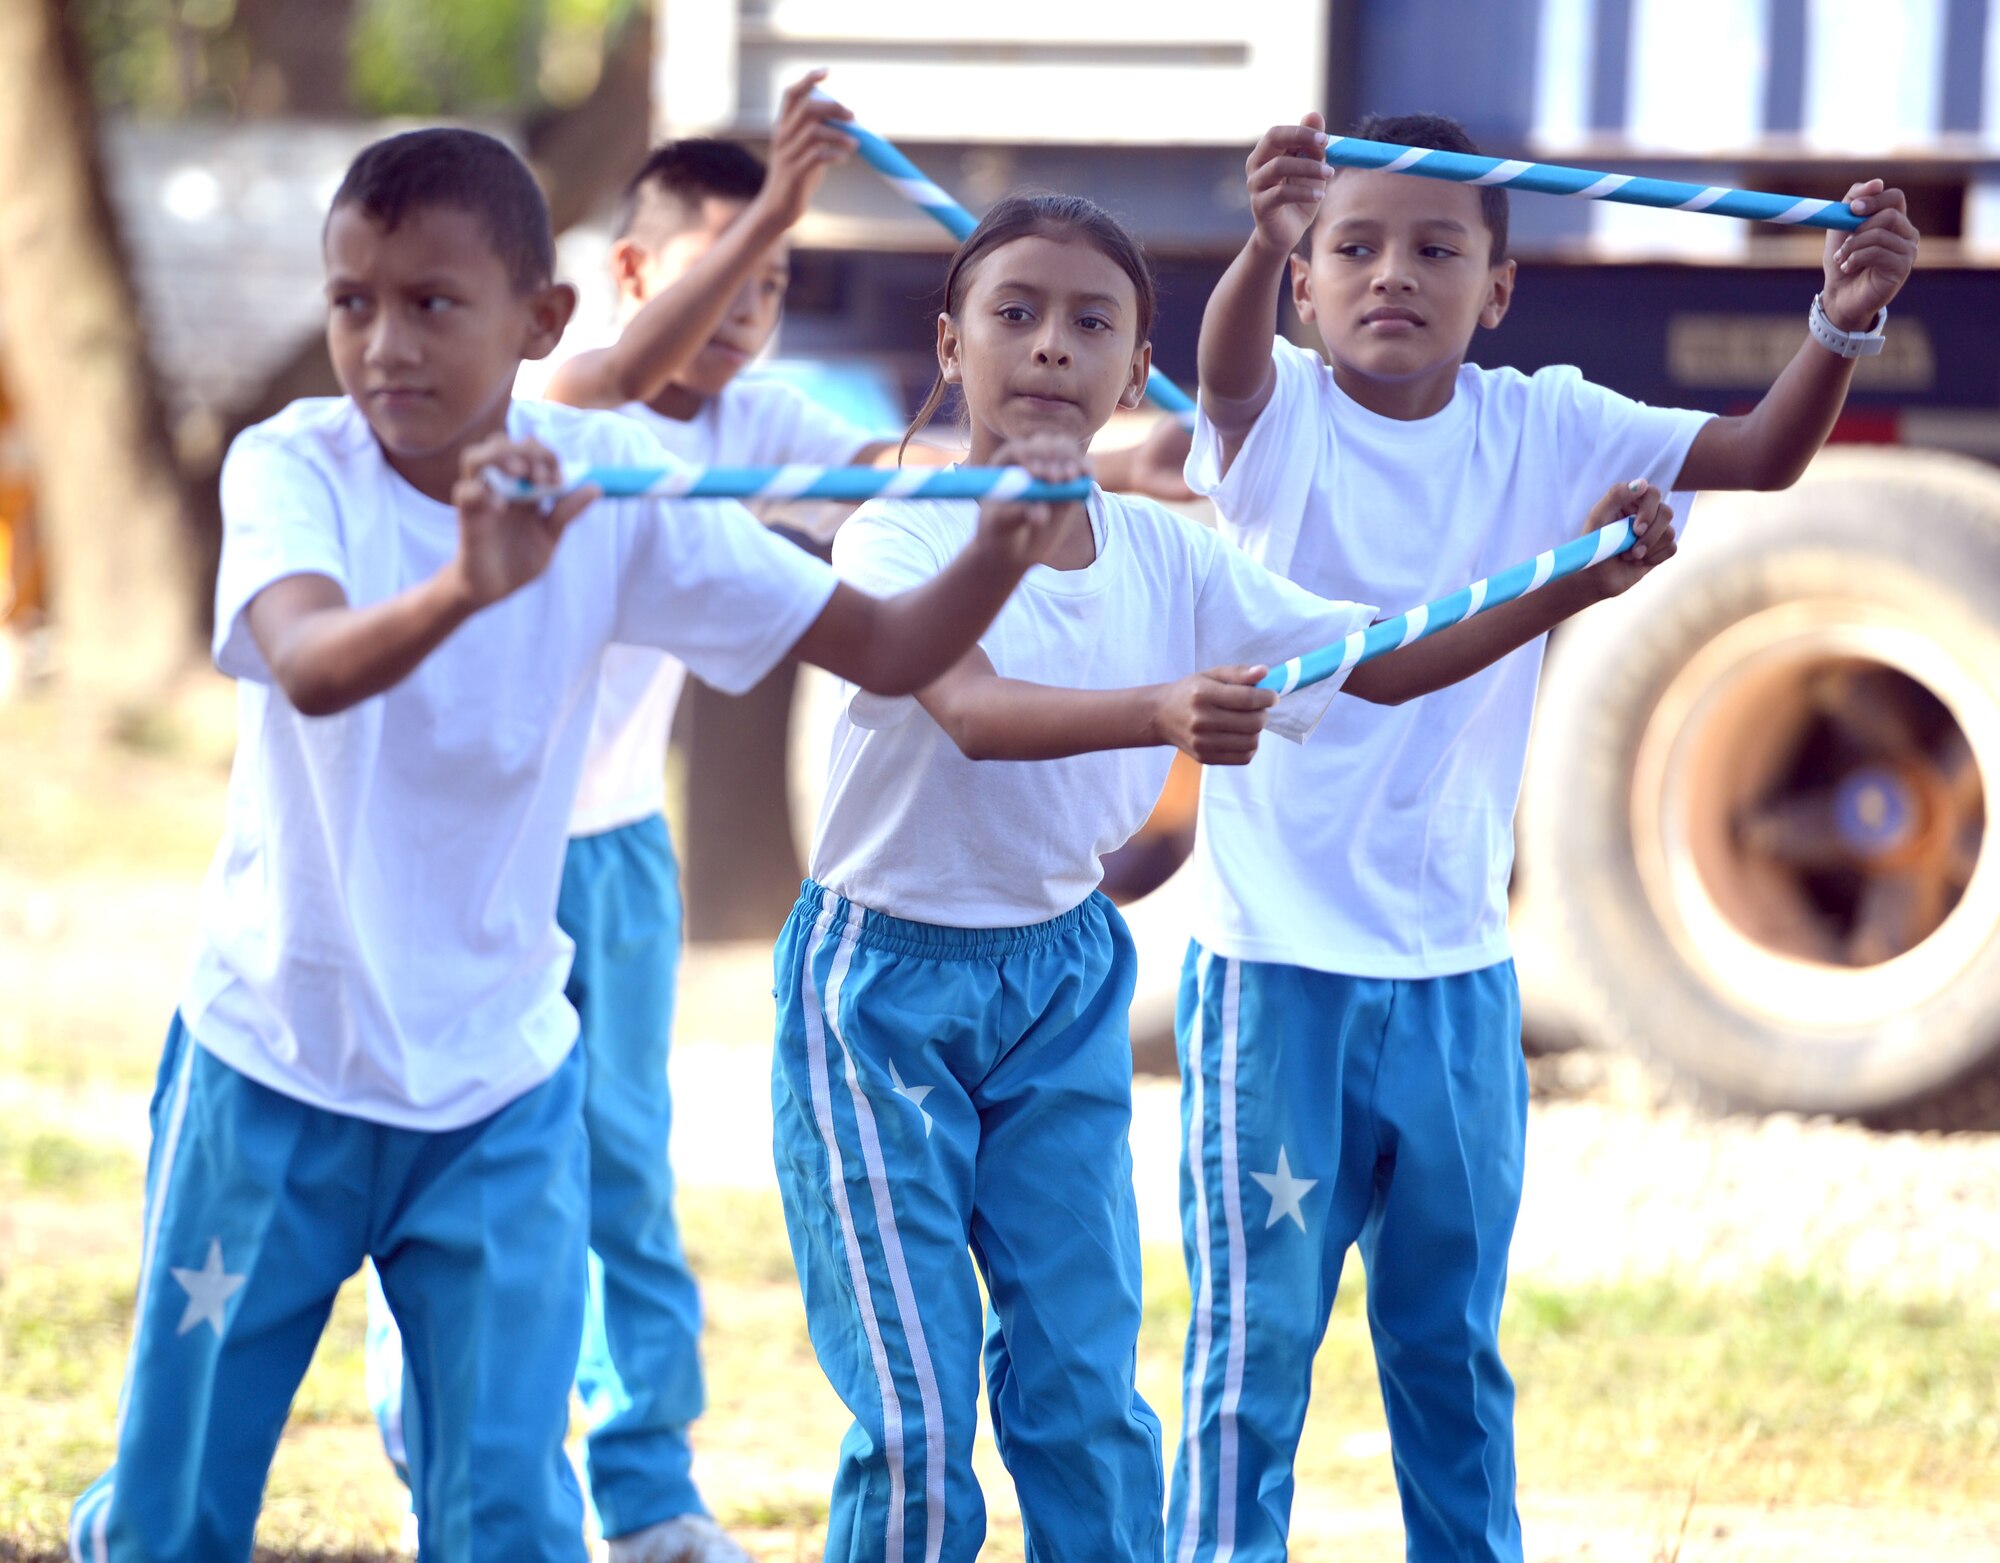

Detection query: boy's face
xmin=1292 ymin=169 xmax=1515 ymax=396
xmin=613 ymin=194 xmax=789 ymax=398
xmin=323 ymin=202 xmax=572 ymax=481
xmin=937 ymin=232 xmax=1150 ymax=462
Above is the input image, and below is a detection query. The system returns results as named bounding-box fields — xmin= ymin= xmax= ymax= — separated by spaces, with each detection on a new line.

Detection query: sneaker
xmin=606 ymin=1513 xmax=754 ymax=1563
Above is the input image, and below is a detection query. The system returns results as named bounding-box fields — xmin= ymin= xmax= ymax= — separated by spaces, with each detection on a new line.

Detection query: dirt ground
xmin=3 ymin=696 xmax=1998 ymax=1560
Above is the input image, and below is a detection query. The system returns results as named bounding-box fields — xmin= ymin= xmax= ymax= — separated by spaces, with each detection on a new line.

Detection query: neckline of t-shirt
xmin=368 ymin=400 xmax=547 ymax=528
xmin=1323 ymin=361 xmax=1478 ymax=437
xmin=1014 ymin=479 xmax=1115 ymax=598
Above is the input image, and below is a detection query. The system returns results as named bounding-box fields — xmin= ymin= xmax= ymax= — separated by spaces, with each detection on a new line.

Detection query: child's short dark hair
xmin=615 ymin=139 xmax=767 ymax=242
xmin=1315 ymin=112 xmax=1509 ymax=264
xmin=330 ymin=128 xmax=554 ymax=293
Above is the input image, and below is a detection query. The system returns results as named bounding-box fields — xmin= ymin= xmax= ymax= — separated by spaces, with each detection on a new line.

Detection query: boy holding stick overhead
xmin=1174 ymin=110 xmax=1915 ymax=1563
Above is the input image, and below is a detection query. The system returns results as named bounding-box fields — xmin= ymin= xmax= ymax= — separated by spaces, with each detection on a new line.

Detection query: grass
xmin=4 ymin=703 xmax=1996 ymax=1558
xmin=0 ymin=1127 xmax=136 ymax=1203
xmin=0 ymin=683 xmax=232 ymax=883
xmin=7 ymin=1133 xmax=1999 ymax=1560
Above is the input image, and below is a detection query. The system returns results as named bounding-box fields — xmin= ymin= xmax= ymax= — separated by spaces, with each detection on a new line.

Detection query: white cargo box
xmin=656 ymin=0 xmax=1328 ymax=146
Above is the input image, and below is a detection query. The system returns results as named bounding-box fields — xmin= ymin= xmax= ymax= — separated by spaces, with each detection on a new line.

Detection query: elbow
xmin=924 ymin=691 xmax=1012 ymax=760
xmin=935 ymin=707 xmax=1000 ymax=761
xmin=1707 ymin=437 xmax=1815 ymax=493
xmin=269 ymin=656 xmax=351 ymax=718
xmin=855 ymin=660 xmax=928 ymax=701
xmin=280 ymin=675 xmax=349 ymax=719
xmin=1758 ymin=452 xmax=1815 ymax=491
xmin=609 ymin=367 xmax=654 ymax=408
xmin=281 ymin=683 xmax=342 ymax=718
xmin=1724 ymin=448 xmax=1812 ymax=493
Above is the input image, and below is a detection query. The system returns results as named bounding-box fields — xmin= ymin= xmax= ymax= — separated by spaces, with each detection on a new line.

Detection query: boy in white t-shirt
xmin=1172 ymin=112 xmax=1918 ymax=1562
xmin=351 ymin=73 xmax=1199 ymax=1563
xmin=361 ymin=77 xmax=884 ymax=1563
xmin=69 ymin=127 xmax=1066 ymax=1563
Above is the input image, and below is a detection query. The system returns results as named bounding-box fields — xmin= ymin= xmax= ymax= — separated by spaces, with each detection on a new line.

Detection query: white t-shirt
xmin=567 ymin=375 xmax=874 ymax=836
xmin=1187 ymin=338 xmax=1713 ymax=978
xmin=810 ymin=488 xmax=1376 ymax=928
xmin=184 ymin=396 xmax=837 ymax=1129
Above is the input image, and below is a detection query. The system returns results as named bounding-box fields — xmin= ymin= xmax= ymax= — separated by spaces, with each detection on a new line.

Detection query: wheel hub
xmin=1631 ymin=606 xmax=1999 ymax=1033
xmin=1833 ymin=766 xmax=1918 ymax=857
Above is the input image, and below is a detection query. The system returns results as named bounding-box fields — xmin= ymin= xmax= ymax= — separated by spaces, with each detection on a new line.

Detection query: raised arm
xmin=1344 ymin=480 xmax=1675 ymax=706
xmin=1198 ymin=114 xmax=1333 ymax=472
xmin=546 ymin=71 xmax=855 ymax=410
xmin=1676 ymin=180 xmax=1917 ymax=492
xmin=247 ymin=436 xmax=597 ymax=716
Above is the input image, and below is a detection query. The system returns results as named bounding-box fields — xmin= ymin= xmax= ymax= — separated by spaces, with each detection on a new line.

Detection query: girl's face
xmin=937 ymin=232 xmax=1151 ymax=462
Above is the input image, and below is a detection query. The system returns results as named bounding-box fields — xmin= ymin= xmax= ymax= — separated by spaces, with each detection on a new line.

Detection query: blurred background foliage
xmin=79 ymin=0 xmax=639 ymax=119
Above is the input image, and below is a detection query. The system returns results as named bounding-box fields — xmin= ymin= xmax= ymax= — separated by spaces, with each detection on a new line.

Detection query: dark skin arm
xmin=546 ymin=71 xmax=854 ymax=411
xmin=246 ymin=436 xmax=597 ymax=717
xmin=788 ymin=433 xmax=1074 ymax=694
xmin=1197 ymin=115 xmax=1333 ymax=473
xmin=1676 ymin=179 xmax=1918 ymax=491
xmin=918 ymin=481 xmax=1675 ymax=755
xmin=793 ymin=563 xmax=1039 ymax=699
xmin=918 ymin=658 xmax=1278 ymax=764
xmin=250 ymin=427 xmax=1070 ymax=716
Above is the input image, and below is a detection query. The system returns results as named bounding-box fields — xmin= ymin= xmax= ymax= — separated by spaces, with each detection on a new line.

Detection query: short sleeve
xmin=1548 ymin=368 xmax=1715 ymax=542
xmin=828 ymin=500 xmax=959 ymax=729
xmin=732 ymin=378 xmax=879 ymax=469
xmin=831 ymin=501 xmax=955 ymax=594
xmin=212 ymin=433 xmax=350 ymax=683
xmin=1188 ymin=519 xmax=1376 ymax=742
xmin=609 ymin=495 xmax=837 ymax=695
xmin=1185 ymin=338 xmax=1325 ymax=571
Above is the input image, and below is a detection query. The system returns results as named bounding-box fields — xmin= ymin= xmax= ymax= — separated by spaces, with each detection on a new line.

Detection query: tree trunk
xmin=0 ymin=0 xmax=198 ymax=717
xmin=526 ymin=7 xmax=657 ymax=234
xmin=234 ymin=0 xmax=359 ymax=118
xmin=677 ymin=664 xmax=809 ymax=941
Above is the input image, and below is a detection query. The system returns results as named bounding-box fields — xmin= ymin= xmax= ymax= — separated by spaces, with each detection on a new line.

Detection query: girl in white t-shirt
xmin=768 ymin=193 xmax=1383 ymax=1563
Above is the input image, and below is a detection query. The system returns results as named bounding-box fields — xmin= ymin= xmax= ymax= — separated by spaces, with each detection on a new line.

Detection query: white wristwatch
xmin=1809 ymin=292 xmax=1887 ymax=358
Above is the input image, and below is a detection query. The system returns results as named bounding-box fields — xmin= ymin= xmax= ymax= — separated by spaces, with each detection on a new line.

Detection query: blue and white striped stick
xmin=488 ymin=462 xmax=1095 ymax=504
xmin=828 ymin=105 xmax=1201 ymax=420
xmin=1323 ymin=136 xmax=1865 ymax=232
xmin=1261 ymin=518 xmax=1638 ymax=694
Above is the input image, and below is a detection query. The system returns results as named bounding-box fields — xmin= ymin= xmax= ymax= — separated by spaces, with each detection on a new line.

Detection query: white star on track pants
xmin=1170 ymin=949 xmax=1527 ymax=1563
xmin=771 ymin=880 xmax=1166 ymax=1563
xmin=365 ymin=813 xmax=709 ymax=1542
xmin=69 ymin=1013 xmax=591 ymax=1563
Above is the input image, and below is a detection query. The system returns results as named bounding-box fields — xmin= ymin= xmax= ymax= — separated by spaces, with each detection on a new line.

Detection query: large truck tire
xmin=1519 ymin=450 xmax=2000 ymax=1128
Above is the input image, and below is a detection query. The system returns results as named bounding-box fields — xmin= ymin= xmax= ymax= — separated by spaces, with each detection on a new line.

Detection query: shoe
xmin=606 ymin=1513 xmax=755 ymax=1563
